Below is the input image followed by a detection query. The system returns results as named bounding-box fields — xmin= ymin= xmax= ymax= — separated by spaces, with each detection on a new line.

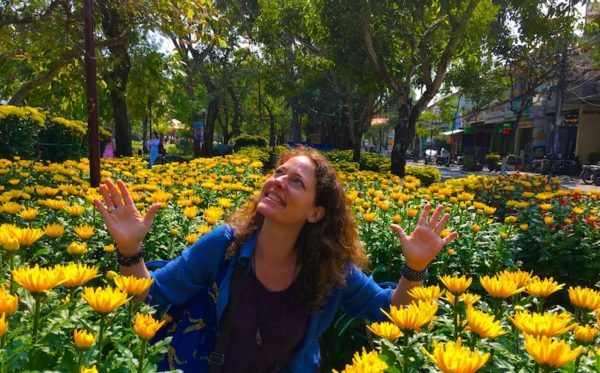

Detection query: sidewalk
xmin=407 ymin=161 xmax=600 ymax=193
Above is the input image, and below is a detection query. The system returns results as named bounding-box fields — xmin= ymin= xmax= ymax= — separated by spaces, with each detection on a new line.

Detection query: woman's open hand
xmin=93 ymin=179 xmax=160 ymax=256
xmin=391 ymin=204 xmax=458 ymax=271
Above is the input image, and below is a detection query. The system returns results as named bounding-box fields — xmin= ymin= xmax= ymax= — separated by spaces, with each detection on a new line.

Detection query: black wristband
xmin=401 ymin=263 xmax=427 ymax=282
xmin=116 ymin=245 xmax=145 ymax=266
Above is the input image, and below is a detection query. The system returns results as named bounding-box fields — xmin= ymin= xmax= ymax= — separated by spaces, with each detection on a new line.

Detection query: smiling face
xmin=256 ymin=155 xmax=325 ymax=228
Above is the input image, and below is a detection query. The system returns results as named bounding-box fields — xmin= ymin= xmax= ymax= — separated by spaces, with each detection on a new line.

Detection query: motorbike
xmin=424 ymin=149 xmax=437 ymax=165
xmin=580 ymin=164 xmax=600 ymax=185
xmin=436 ymin=153 xmax=450 ymax=166
xmin=531 ymin=154 xmax=582 ymax=176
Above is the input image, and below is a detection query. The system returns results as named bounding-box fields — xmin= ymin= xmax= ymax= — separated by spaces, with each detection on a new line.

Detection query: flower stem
xmin=96 ymin=315 xmax=107 ymax=367
xmin=8 ymin=255 xmax=15 ymax=294
xmin=403 ymin=333 xmax=409 ymax=373
xmin=137 ymin=340 xmax=148 ymax=373
xmin=453 ymin=301 xmax=459 ymax=340
xmin=32 ymin=294 xmax=41 ymax=345
xmin=77 ymin=350 xmax=84 ymax=371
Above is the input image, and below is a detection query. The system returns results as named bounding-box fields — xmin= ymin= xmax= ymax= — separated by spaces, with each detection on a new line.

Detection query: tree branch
xmin=361 ymin=14 xmax=405 ymax=102
xmin=0 ymin=0 xmax=65 ymax=27
xmin=419 ymin=17 xmax=448 ymax=89
xmin=8 ymin=36 xmax=127 ymax=104
xmin=414 ymin=0 xmax=481 ymax=114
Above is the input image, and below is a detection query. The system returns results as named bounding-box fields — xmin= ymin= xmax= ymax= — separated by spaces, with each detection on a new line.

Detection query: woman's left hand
xmin=391 ymin=204 xmax=458 ymax=271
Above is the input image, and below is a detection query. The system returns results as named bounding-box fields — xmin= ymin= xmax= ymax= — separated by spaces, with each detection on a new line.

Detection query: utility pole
xmin=83 ymin=0 xmax=100 ymax=187
xmin=552 ymin=39 xmax=568 ymax=157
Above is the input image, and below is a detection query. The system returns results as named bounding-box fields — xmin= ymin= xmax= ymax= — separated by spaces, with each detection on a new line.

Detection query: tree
xmin=359 ymin=0 xmax=498 ymax=176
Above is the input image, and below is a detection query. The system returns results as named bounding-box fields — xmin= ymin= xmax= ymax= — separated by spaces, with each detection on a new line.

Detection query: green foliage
xmin=231 ymin=134 xmax=268 ymax=151
xmin=405 ymin=165 xmax=441 ymax=186
xmin=359 ymin=152 xmax=389 ymax=173
xmin=39 ymin=117 xmax=87 ymax=162
xmin=323 ymin=149 xmax=353 ymax=163
xmin=485 ymin=152 xmax=501 ymax=171
xmin=0 ymin=105 xmax=46 ymax=159
xmin=235 ymin=146 xmax=271 ymax=165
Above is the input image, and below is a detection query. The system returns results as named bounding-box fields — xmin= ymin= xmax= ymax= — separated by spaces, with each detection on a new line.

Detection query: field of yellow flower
xmin=0 ymin=154 xmax=598 ymax=372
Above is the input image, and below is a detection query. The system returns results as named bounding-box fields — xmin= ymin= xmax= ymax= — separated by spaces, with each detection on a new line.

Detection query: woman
xmin=94 ymin=147 xmax=457 ymax=372
xmin=146 ymin=131 xmax=161 ymax=166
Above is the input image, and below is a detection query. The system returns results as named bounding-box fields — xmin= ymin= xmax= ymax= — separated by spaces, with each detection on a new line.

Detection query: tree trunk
xmin=290 ymin=98 xmax=301 ymax=141
xmin=201 ymin=99 xmax=220 ymax=156
xmin=391 ymin=103 xmax=415 ymax=177
xmin=100 ymin=5 xmax=132 ymax=157
xmin=227 ymin=85 xmax=241 ymax=139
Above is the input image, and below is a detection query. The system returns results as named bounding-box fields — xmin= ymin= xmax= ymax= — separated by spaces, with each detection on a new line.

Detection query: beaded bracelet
xmin=401 ymin=263 xmax=427 ymax=282
xmin=116 ymin=245 xmax=145 ymax=266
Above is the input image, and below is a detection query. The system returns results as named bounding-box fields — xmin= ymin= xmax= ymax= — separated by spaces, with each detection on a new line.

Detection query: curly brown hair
xmin=226 ymin=146 xmax=367 ymax=313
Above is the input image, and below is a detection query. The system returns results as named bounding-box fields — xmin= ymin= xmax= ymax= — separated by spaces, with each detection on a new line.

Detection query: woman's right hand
xmin=93 ymin=179 xmax=161 ymax=256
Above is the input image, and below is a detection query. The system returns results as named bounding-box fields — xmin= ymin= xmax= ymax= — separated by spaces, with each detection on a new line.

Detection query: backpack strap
xmin=207 ymin=260 xmax=247 ymax=372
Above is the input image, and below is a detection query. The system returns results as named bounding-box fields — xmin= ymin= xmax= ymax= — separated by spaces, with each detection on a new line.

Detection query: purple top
xmin=223 ymin=269 xmax=309 ymax=372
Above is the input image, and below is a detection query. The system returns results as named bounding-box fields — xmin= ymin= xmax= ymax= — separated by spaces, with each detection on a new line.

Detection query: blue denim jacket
xmin=148 ymin=225 xmax=394 ymax=372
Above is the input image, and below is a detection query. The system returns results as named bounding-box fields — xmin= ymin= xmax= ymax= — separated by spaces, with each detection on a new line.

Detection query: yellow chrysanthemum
xmin=13 ymin=227 xmax=45 ymax=247
xmin=218 ymin=198 xmax=232 ymax=209
xmin=81 ymin=286 xmax=129 ymax=314
xmin=203 ymin=206 xmax=224 ymax=225
xmin=19 ymin=208 xmax=38 ymax=221
xmin=471 ymin=224 xmax=481 ymax=232
xmin=498 ymin=269 xmax=533 ymax=288
xmin=408 ymin=285 xmax=443 ymax=302
xmin=0 ymin=313 xmax=8 ymax=338
xmin=509 ymin=311 xmax=574 ymax=337
xmin=333 ymin=347 xmax=388 ymax=373
xmin=67 ymin=241 xmax=87 ymax=256
xmin=539 ymin=203 xmax=553 ymax=211
xmin=12 ymin=264 xmax=63 ymax=293
xmin=0 ymin=201 xmax=20 ymax=215
xmin=73 ymin=329 xmax=96 ymax=350
xmin=367 ymin=321 xmax=403 ymax=340
xmin=59 ymin=263 xmax=100 ymax=288
xmin=406 ymin=209 xmax=419 ymax=218
xmin=65 ymin=205 xmax=86 ymax=216
xmin=73 ymin=224 xmax=94 ymax=240
xmin=0 ymin=230 xmax=20 ymax=251
xmin=44 ymin=223 xmax=65 ymax=238
xmin=103 ymin=244 xmax=116 ymax=253
xmin=362 ymin=212 xmax=377 ymax=223
xmin=480 ymin=275 xmax=524 ymax=299
xmin=80 ymin=365 xmax=98 ymax=373
xmin=381 ymin=300 xmax=438 ymax=332
xmin=568 ymin=286 xmax=600 ymax=311
xmin=133 ymin=313 xmax=166 ymax=340
xmin=440 ymin=274 xmax=473 ymax=295
xmin=573 ymin=324 xmax=598 ymax=344
xmin=185 ymin=233 xmax=199 ymax=245
xmin=112 ymin=275 xmax=153 ymax=296
xmin=525 ymin=277 xmax=564 ymax=298
xmin=466 ymin=307 xmax=506 ymax=339
xmin=182 ymin=206 xmax=198 ymax=220
xmin=543 ymin=215 xmax=554 ymax=225
xmin=422 ymin=338 xmax=490 ymax=373
xmin=0 ymin=287 xmax=18 ymax=315
xmin=524 ymin=335 xmax=583 ymax=368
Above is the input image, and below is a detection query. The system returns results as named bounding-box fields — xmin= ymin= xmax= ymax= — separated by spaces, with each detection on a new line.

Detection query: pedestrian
xmin=102 ymin=137 xmax=115 ymax=159
xmin=93 ymin=146 xmax=458 ymax=372
xmin=146 ymin=131 xmax=161 ymax=167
